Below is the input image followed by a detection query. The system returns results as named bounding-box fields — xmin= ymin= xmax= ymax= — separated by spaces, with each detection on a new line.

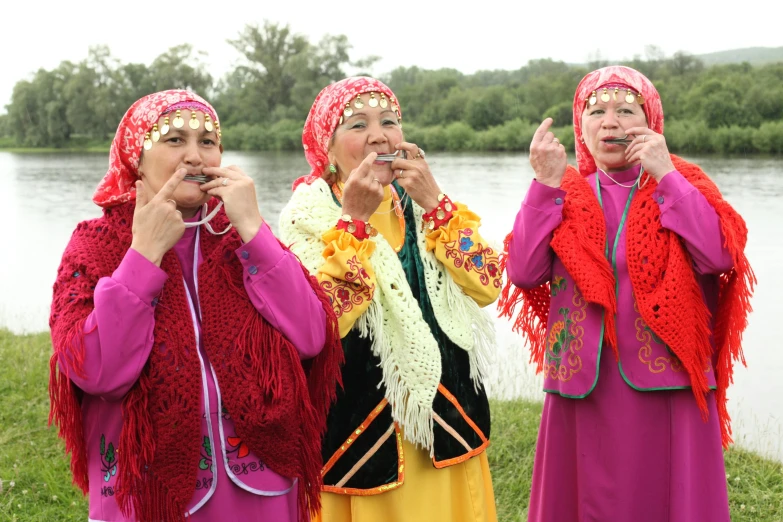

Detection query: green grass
xmin=2 ymin=330 xmax=782 ymax=521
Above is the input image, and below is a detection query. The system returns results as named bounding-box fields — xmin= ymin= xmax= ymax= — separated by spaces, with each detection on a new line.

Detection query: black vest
xmin=321 ymin=184 xmax=491 ymax=495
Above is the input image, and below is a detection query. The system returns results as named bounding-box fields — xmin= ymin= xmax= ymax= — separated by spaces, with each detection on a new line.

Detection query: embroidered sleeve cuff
xmin=235 ymin=223 xmax=286 ymax=277
xmin=525 ymin=180 xmax=567 ymax=211
xmin=322 ymin=226 xmax=377 ymax=260
xmin=425 ymin=202 xmax=481 ymax=250
xmin=115 ymin=248 xmax=169 ymax=305
xmin=652 ymin=170 xmax=692 ymax=212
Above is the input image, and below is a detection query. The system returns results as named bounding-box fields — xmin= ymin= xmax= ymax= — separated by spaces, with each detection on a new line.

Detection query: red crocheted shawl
xmin=498 ymin=155 xmax=755 ymax=448
xmin=49 ymin=200 xmax=342 ymax=521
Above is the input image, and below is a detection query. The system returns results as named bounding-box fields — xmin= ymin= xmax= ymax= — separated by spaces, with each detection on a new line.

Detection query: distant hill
xmin=567 ymin=47 xmax=783 ymax=69
xmin=695 ymin=47 xmax=783 ymax=66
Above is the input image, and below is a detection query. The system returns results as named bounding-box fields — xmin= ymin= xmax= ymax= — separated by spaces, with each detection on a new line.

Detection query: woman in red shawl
xmin=500 ymin=66 xmax=754 ymax=522
xmin=49 ymin=90 xmax=342 ymax=522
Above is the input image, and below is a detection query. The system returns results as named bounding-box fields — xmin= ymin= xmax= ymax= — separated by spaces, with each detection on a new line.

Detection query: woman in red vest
xmin=500 ymin=66 xmax=754 ymax=522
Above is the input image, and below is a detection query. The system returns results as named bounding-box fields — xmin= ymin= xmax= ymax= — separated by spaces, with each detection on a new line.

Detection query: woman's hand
xmin=529 ymin=118 xmax=567 ymax=188
xmin=131 ymin=169 xmax=186 ymax=266
xmin=624 ymin=127 xmax=676 ymax=182
xmin=340 ymin=153 xmax=385 ymax=222
xmin=391 ymin=142 xmax=440 ymax=212
xmin=201 ymin=166 xmax=263 ymax=242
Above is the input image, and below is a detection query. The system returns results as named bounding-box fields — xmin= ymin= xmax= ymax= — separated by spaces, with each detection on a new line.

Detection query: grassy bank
xmin=1 ymin=330 xmax=781 ymax=521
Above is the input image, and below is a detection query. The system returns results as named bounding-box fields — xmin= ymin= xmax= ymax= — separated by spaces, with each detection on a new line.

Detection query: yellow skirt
xmin=314 ymin=438 xmax=497 ymax=522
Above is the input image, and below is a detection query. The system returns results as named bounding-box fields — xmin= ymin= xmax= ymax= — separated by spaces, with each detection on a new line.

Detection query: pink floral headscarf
xmin=92 ymin=90 xmax=220 ymax=208
xmin=572 ymin=66 xmax=663 ymax=176
xmin=294 ymin=76 xmax=401 ymax=190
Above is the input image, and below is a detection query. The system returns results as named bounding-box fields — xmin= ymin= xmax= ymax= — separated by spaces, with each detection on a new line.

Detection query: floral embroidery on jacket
xmin=444 ymin=229 xmax=500 ymax=287
xmin=543 ymin=282 xmax=587 ymax=382
xmin=319 ymin=255 xmax=375 ymax=317
xmin=99 ymin=434 xmax=117 ymax=483
xmin=227 ymin=435 xmax=266 ymax=475
xmin=199 ymin=436 xmax=213 ymax=471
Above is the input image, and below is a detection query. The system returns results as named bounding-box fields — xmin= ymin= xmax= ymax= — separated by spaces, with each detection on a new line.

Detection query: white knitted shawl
xmin=279 ymin=179 xmax=494 ymax=450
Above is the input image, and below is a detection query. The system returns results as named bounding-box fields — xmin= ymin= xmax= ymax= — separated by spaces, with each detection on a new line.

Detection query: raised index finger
xmin=532 ymin=118 xmax=554 ymax=143
xmin=153 ymin=168 xmax=187 ymax=202
xmin=353 ymin=152 xmax=378 ymax=179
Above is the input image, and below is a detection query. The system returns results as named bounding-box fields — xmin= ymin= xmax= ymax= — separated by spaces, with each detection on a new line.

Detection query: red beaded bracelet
xmin=422 ymin=193 xmax=455 ymax=231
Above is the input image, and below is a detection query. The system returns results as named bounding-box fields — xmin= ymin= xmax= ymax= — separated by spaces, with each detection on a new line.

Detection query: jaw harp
xmin=376 ymin=150 xmax=407 ymax=162
xmin=605 ymin=135 xmax=632 ymax=145
xmin=184 ymin=174 xmax=210 ymax=183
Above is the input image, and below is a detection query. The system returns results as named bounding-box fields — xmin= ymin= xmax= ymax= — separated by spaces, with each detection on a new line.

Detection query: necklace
xmin=597 ymin=167 xmax=650 ymax=189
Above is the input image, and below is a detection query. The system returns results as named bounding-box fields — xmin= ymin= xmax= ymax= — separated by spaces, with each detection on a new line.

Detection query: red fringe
xmin=297 ymin=263 xmax=344 ymax=521
xmin=48 ymin=333 xmax=89 ymax=494
xmin=115 ymin=373 xmax=156 ymax=518
xmin=498 ymin=232 xmax=549 ymax=371
xmin=128 ymin=471 xmax=186 ymax=522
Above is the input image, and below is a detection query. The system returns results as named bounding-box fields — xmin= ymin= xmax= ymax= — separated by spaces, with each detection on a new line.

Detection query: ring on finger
xmin=553 ymin=138 xmax=560 ymax=144
xmin=642 ymin=135 xmax=647 ymax=143
xmin=166 ymin=199 xmax=177 ymax=206
xmin=222 ymin=178 xmax=229 ymax=186
xmin=398 ymin=169 xmax=404 ymax=178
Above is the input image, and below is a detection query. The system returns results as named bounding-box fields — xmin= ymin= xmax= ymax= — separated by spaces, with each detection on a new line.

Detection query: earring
xmin=329 ymin=164 xmax=337 ymax=174
xmin=580 ymin=136 xmax=585 ymax=143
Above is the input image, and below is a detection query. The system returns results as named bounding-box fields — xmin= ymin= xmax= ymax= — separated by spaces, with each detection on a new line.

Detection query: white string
xmin=184 ymin=201 xmax=233 ymax=235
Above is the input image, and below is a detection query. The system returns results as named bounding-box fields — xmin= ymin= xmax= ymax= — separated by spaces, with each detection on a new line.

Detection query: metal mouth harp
xmin=184 ymin=174 xmax=210 ymax=184
xmin=605 ymin=135 xmax=632 ymax=145
xmin=375 ymin=151 xmax=407 ymax=162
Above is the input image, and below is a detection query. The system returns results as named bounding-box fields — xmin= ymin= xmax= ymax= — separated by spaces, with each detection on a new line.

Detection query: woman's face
xmin=327 ymin=93 xmax=403 ymax=186
xmin=580 ymin=90 xmax=648 ymax=172
xmin=137 ymin=110 xmax=221 ymax=215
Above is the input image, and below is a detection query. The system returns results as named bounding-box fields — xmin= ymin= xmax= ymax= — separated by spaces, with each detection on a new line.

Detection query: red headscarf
xmin=572 ymin=66 xmax=663 ymax=175
xmin=93 ymin=90 xmax=219 ymax=207
xmin=499 ymin=66 xmax=755 ymax=448
xmin=295 ymin=76 xmax=401 ymax=190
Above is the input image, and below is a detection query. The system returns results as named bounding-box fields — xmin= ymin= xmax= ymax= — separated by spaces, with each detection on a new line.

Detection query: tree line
xmin=2 ymin=22 xmax=782 ymax=154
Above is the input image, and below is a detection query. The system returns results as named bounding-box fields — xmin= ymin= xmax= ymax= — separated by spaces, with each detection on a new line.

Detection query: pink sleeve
xmin=68 ymin=248 xmax=168 ymax=401
xmin=653 ymin=171 xmax=733 ymax=274
xmin=235 ymin=223 xmax=327 ymax=360
xmin=506 ymin=180 xmax=566 ymax=288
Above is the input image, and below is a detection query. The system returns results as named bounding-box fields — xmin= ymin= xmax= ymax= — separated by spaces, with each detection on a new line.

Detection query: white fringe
xmin=279 ymin=179 xmax=496 ymax=450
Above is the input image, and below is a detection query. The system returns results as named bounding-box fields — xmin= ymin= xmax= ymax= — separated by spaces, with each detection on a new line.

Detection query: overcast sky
xmin=2 ymin=0 xmax=780 ymax=113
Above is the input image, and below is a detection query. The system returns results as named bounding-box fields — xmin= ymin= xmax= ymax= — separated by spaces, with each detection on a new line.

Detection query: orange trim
xmin=436 ymin=383 xmax=488 ymax=443
xmin=431 ymin=384 xmax=490 ymax=468
xmin=336 ymin=424 xmax=395 ymax=487
xmin=321 ymin=398 xmax=389 ymax=478
xmin=432 ymin=438 xmax=490 ymax=469
xmin=322 ymin=423 xmax=405 ymax=496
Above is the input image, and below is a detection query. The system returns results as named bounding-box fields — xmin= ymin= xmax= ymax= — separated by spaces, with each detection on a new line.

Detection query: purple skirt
xmin=527 ymin=346 xmax=730 ymax=522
